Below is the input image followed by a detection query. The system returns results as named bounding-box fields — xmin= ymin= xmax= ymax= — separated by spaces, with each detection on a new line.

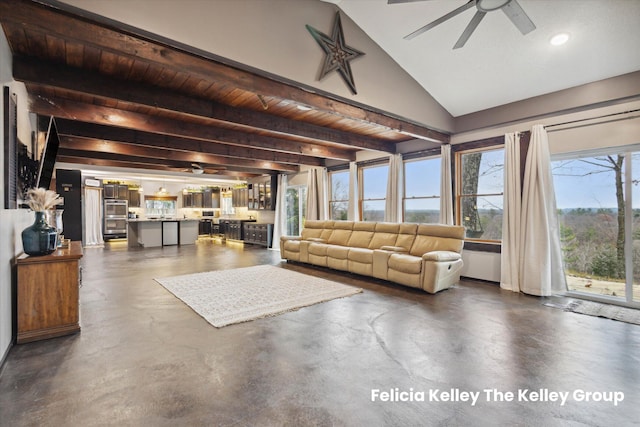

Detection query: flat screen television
xmin=36 ymin=117 xmax=59 ymax=190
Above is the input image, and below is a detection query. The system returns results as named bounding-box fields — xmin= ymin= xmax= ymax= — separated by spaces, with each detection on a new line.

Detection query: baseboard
xmin=0 ymin=341 xmax=12 ymax=377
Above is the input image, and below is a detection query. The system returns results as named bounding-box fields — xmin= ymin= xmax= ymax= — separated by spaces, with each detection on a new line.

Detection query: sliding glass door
xmin=285 ymin=185 xmax=307 ymax=237
xmin=552 ymin=147 xmax=640 ymax=305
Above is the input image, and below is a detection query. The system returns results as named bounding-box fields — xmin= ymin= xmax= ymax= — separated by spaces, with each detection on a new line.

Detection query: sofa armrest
xmin=422 ymin=251 xmax=461 ymax=262
xmin=280 ymin=236 xmax=301 ymax=242
xmin=379 ymin=245 xmax=408 ymax=253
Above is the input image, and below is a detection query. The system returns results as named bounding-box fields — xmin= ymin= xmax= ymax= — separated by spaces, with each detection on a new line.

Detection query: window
xmin=456 ymin=147 xmax=504 ymax=241
xmin=360 ymin=163 xmax=388 ymax=221
xmin=329 ymin=170 xmax=349 ymax=220
xmin=403 ymin=156 xmax=440 ymax=223
xmin=285 ymin=185 xmax=306 ymax=236
xmin=552 ymin=147 xmax=640 ymax=304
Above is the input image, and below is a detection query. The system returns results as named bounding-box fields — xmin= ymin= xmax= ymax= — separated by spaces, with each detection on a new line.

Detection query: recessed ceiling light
xmin=550 ymin=33 xmax=570 ymax=46
xmin=296 ymin=105 xmax=312 ymax=111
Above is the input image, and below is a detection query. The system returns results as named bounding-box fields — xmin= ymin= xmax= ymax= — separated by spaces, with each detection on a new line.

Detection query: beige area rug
xmin=564 ymin=300 xmax=640 ymax=325
xmin=154 ymin=265 xmax=362 ymax=328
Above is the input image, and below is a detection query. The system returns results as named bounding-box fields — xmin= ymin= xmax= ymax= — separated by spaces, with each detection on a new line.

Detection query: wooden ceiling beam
xmin=59 ymin=136 xmax=299 ymax=173
xmin=14 ymin=56 xmax=396 ymax=152
xmin=56 ymin=149 xmax=272 ymax=176
xmin=30 ymin=96 xmax=355 ymax=161
xmin=54 ymin=118 xmax=319 ymax=167
xmin=56 ymin=156 xmax=260 ymax=178
xmin=0 ymin=0 xmax=449 ymax=143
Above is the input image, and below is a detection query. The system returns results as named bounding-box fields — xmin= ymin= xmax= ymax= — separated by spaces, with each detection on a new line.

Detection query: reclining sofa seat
xmin=280 ymin=220 xmax=464 ymax=294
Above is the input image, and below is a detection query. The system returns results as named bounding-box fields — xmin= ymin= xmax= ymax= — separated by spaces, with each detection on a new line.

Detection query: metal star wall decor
xmin=306 ymin=12 xmax=365 ymax=95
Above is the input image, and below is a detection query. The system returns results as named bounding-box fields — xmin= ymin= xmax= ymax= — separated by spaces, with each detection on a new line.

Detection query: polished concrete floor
xmin=1 ymin=240 xmax=639 ymax=426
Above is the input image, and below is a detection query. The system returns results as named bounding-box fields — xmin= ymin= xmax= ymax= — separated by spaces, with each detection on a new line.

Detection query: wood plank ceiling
xmin=0 ymin=0 xmax=450 ymax=179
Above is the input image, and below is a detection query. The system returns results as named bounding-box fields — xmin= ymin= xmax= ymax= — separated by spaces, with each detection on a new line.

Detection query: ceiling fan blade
xmin=404 ymin=0 xmax=475 ymax=40
xmin=502 ymin=0 xmax=536 ymax=35
xmin=453 ymin=10 xmax=486 ymax=49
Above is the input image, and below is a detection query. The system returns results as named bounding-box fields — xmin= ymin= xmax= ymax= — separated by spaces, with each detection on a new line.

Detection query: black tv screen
xmin=37 ymin=117 xmax=59 ymax=190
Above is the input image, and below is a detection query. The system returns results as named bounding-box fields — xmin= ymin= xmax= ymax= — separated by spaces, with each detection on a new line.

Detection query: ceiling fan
xmin=389 ymin=0 xmax=536 ymax=49
xmin=178 ymin=163 xmax=220 ymax=175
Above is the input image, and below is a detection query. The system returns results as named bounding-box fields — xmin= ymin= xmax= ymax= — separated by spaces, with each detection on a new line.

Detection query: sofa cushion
xmin=409 ymin=224 xmax=465 ymax=256
xmin=308 ymin=242 xmax=329 ymax=256
xmin=327 ymin=245 xmax=349 ymax=259
xmin=388 ymin=253 xmax=422 ymax=275
xmin=348 ymin=222 xmax=375 ymax=248
xmin=368 ymin=222 xmax=400 ymax=249
xmin=348 ymin=247 xmax=373 ymax=263
xmin=394 ymin=223 xmax=418 ymax=251
xmin=300 ymin=220 xmax=326 ymax=240
xmin=328 ymin=221 xmax=354 ymax=246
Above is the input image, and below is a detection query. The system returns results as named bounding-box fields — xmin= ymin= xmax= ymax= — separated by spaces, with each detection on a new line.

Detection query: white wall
xmin=0 ymin=29 xmax=37 ymax=363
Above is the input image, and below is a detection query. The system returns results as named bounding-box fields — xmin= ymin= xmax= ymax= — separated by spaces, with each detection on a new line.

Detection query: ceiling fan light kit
xmin=391 ymin=0 xmax=536 ymax=49
xmin=550 ymin=32 xmax=570 ymax=46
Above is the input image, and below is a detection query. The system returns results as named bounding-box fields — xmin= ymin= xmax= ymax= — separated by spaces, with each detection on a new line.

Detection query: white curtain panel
xmin=307 ymin=169 xmax=318 ymax=220
xmin=318 ymin=167 xmax=328 ymax=220
xmin=439 ymin=144 xmax=454 ymax=225
xmin=347 ymin=161 xmax=359 ymax=221
xmin=519 ymin=125 xmax=567 ymax=296
xmin=84 ymin=187 xmax=104 ymax=247
xmin=385 ymin=153 xmax=403 ymax=222
xmin=270 ymin=174 xmax=288 ymax=250
xmin=500 ymin=132 xmax=521 ymax=292
xmin=306 ymin=167 xmax=328 ymax=221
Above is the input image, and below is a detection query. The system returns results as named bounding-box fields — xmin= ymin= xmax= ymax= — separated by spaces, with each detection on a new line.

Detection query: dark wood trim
xmin=55 ymin=119 xmax=318 ymax=167
xmin=13 ymin=56 xmax=397 ymax=153
xmin=451 ymin=135 xmax=504 ymax=153
xmin=402 ymin=147 xmax=441 ymax=161
xmin=30 ymin=97 xmax=356 ymax=161
xmin=58 ymin=136 xmax=300 ymax=173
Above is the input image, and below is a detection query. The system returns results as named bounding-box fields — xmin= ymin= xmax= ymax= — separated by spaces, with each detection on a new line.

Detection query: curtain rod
xmin=545 ymin=109 xmax=640 ymax=132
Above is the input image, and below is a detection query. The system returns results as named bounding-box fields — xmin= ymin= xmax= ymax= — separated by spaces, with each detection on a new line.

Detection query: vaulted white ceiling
xmin=333 ymin=0 xmax=640 ymax=117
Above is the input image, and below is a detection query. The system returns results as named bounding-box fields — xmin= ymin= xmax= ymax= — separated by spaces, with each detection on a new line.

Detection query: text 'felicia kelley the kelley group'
xmin=370 ymin=388 xmax=625 ymax=407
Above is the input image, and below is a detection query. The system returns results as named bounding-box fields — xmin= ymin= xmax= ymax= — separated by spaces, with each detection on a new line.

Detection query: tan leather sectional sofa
xmin=280 ymin=220 xmax=465 ymax=293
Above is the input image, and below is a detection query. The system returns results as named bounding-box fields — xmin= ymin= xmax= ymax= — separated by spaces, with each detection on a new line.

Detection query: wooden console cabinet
xmin=15 ymin=241 xmax=83 ymax=343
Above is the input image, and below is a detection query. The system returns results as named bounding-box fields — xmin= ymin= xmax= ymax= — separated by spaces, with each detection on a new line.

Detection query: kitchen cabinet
xmin=192 ymin=192 xmax=203 ymax=208
xmin=128 ymin=189 xmax=140 ymax=207
xmin=243 ymin=223 xmax=274 ymax=248
xmin=232 ymin=188 xmax=248 ymax=208
xmin=183 ymin=191 xmax=207 ymax=208
xmin=247 ymin=176 xmax=277 ymax=210
xmin=220 ymin=219 xmax=254 ymax=240
xmin=104 ymin=184 xmax=129 ymax=199
xmin=199 ymin=219 xmax=212 ymax=235
xmin=179 ymin=220 xmax=199 ymax=244
xmin=15 ymin=241 xmax=83 ymax=343
xmin=162 ymin=221 xmax=179 ymax=245
xmin=202 ymin=188 xmax=220 ymax=209
xmin=182 ymin=193 xmax=192 ymax=208
xmin=128 ymin=219 xmax=199 ymax=247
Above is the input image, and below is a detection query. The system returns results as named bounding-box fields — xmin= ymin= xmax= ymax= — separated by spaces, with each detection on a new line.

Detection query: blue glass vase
xmin=22 ymin=211 xmax=58 ymax=256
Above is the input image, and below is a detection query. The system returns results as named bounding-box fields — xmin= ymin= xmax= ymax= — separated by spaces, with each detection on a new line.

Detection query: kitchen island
xmin=127 ymin=218 xmax=199 ymax=248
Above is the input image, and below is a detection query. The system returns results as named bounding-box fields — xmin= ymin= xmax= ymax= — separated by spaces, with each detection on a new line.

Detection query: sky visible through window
xmin=552 ymin=153 xmax=640 ymax=210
